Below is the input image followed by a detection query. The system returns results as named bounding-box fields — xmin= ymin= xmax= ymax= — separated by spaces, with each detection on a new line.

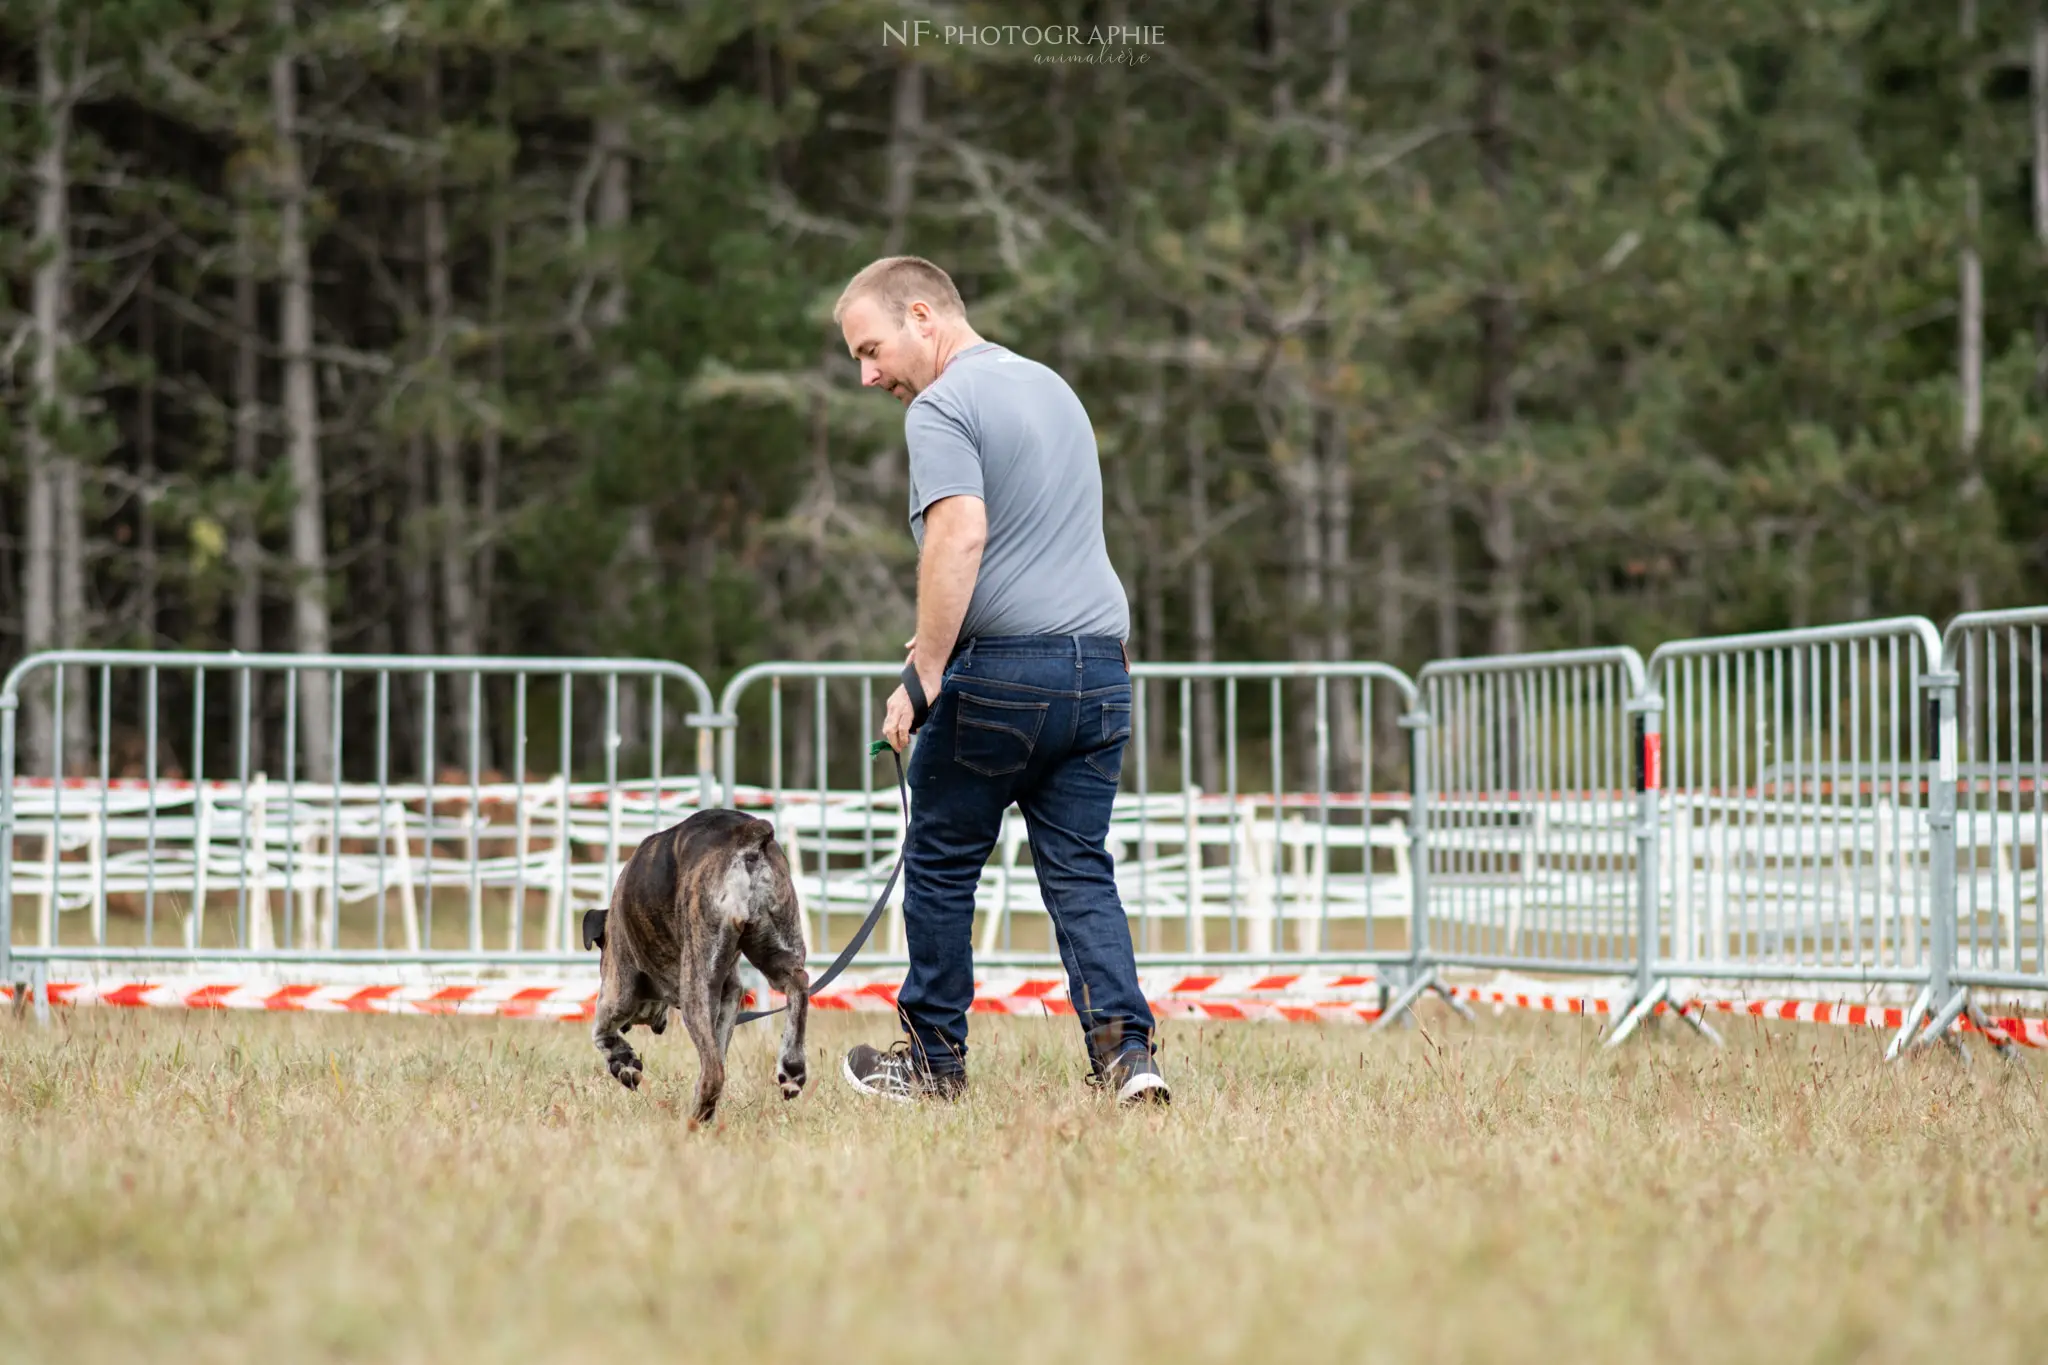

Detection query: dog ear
xmin=581 ymin=907 xmax=608 ymax=952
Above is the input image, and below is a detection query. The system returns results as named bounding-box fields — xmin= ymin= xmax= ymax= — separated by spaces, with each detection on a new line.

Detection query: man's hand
xmin=883 ymin=685 xmax=915 ymax=753
xmin=882 ymin=654 xmax=948 ymax=752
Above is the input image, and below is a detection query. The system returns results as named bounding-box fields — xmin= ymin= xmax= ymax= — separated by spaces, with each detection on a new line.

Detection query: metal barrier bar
xmin=1 ymin=650 xmax=722 ymax=981
xmin=715 ymin=658 xmax=1426 ymax=972
xmin=1640 ymin=619 xmax=1944 ymax=1052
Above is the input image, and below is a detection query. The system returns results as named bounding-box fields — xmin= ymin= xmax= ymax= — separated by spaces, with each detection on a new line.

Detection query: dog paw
xmin=609 ymin=1057 xmax=642 ymax=1091
xmin=776 ymin=1063 xmax=807 ymax=1099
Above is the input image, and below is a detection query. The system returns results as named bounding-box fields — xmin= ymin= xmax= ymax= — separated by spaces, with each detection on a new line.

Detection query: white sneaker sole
xmin=841 ymin=1055 xmax=915 ymax=1103
xmin=1116 ymin=1072 xmax=1171 ymax=1105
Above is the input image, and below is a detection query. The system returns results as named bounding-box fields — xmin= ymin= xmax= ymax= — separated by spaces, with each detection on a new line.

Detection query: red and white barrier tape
xmin=0 ymin=969 xmax=1386 ymax=1024
xmin=1446 ymin=985 xmax=2048 ymax=1049
xmin=3 ymin=971 xmax=2040 ymax=1046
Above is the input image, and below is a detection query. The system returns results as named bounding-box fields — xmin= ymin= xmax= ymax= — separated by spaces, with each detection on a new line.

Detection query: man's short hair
xmin=833 ymin=256 xmax=966 ymax=327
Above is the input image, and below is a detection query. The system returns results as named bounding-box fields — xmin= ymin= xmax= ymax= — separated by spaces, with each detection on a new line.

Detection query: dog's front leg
xmin=591 ymin=983 xmax=645 ymax=1092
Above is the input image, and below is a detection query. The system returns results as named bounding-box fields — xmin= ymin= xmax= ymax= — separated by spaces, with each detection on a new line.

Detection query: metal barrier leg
xmin=1603 ymin=977 xmax=1669 ymax=1048
xmin=1368 ymin=966 xmax=1472 ymax=1033
xmin=1369 ymin=966 xmax=1438 ymax=1033
xmin=1670 ymin=996 xmax=1724 ymax=1045
xmin=1907 ymin=987 xmax=2019 ymax=1060
xmin=1960 ymin=997 xmax=2018 ymax=1057
xmin=31 ymin=962 xmax=50 ymax=1028
xmin=1912 ymin=985 xmax=1972 ymax=1055
xmin=1884 ymin=984 xmax=1934 ymax=1061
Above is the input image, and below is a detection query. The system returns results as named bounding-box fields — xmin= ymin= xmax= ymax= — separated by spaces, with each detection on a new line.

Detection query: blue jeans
xmin=896 ymin=634 xmax=1156 ymax=1076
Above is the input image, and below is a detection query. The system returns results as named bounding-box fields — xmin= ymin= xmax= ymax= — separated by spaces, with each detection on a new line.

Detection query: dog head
xmin=581 ymin=907 xmax=608 ymax=953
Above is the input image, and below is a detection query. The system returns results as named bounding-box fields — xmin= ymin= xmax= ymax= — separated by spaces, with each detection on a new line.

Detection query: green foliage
xmin=0 ymin=0 xmax=2044 ymax=697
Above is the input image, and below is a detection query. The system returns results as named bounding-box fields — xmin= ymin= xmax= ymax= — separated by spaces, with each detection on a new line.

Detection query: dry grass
xmin=1 ymin=1003 xmax=2044 ymax=1364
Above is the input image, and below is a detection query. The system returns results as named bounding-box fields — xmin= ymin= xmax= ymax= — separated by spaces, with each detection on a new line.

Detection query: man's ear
xmin=581 ymin=907 xmax=607 ymax=952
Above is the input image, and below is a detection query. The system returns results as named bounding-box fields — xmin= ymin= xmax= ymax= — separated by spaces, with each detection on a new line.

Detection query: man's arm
xmin=911 ymin=493 xmax=986 ymax=697
xmin=882 ymin=393 xmax=985 ymax=751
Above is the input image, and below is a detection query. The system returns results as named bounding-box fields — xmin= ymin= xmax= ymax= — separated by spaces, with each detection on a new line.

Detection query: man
xmin=832 ymin=255 xmax=1168 ymax=1106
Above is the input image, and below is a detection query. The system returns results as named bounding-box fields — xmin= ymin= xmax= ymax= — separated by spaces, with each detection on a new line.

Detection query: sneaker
xmin=1091 ymin=1042 xmax=1171 ymax=1106
xmin=842 ymin=1041 xmax=967 ymax=1102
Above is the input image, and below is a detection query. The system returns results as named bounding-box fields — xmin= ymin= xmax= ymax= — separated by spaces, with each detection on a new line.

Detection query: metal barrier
xmin=1911 ymin=608 xmax=2048 ymax=1051
xmin=9 ymin=610 xmax=2048 ymax=1054
xmin=1 ymin=650 xmax=723 ymax=987
xmin=715 ymin=659 xmax=1437 ymax=982
xmin=1638 ymin=619 xmax=1947 ymax=1051
xmin=1415 ymin=648 xmax=1658 ymax=986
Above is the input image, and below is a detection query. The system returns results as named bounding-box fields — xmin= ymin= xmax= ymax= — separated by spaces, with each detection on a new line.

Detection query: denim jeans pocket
xmin=953 ymin=692 xmax=1049 ymax=777
xmin=1084 ymin=698 xmax=1132 ymax=782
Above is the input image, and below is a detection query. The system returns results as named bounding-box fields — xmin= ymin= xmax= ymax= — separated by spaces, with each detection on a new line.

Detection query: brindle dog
xmin=581 ymin=809 xmax=811 ymax=1125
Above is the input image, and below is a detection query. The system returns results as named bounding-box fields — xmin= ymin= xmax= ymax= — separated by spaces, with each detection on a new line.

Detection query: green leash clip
xmin=869 ymin=739 xmax=893 ymax=758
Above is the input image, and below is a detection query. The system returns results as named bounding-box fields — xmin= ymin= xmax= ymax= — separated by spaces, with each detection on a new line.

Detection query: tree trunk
xmin=232 ymin=198 xmax=265 ymax=772
xmin=866 ymin=55 xmax=927 ymax=505
xmin=1142 ymin=368 xmax=1168 ymax=669
xmin=1188 ymin=416 xmax=1220 ymax=794
xmin=1281 ymin=418 xmax=1325 ymax=786
xmin=1375 ymin=536 xmax=1407 ymax=784
xmin=592 ymin=54 xmax=631 ymax=346
xmin=1848 ymin=534 xmax=1872 ymax=621
xmin=366 ymin=489 xmax=394 ymax=658
xmin=1293 ymin=446 xmax=1325 ymax=671
xmin=56 ymin=451 xmax=86 ymax=775
xmin=25 ymin=4 xmax=78 ymax=776
xmin=477 ymin=52 xmax=510 ymax=655
xmin=2034 ymin=6 xmax=2047 ymax=398
xmin=883 ymin=58 xmax=924 ymax=255
xmin=1958 ymin=0 xmax=1984 ymax=615
xmin=272 ymin=0 xmax=332 ymax=780
xmin=403 ymin=432 xmax=437 ymax=765
xmin=1789 ymin=522 xmax=1816 ymax=629
xmin=593 ymin=48 xmax=652 ymax=752
xmin=136 ymin=262 xmax=159 ymax=645
xmin=1431 ymin=474 xmax=1459 ymax=659
xmin=620 ymin=507 xmax=656 ymax=757
xmin=0 ymin=479 xmax=15 ymax=653
xmin=1474 ymin=16 xmax=1523 ymax=657
xmin=1320 ymin=3 xmax=1362 ymax=781
xmin=1484 ymin=490 xmax=1523 ymax=655
xmin=422 ymin=59 xmax=482 ymax=764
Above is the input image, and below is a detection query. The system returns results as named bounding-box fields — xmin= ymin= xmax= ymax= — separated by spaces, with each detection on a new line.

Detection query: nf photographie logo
xmin=882 ymin=20 xmax=1165 ymax=66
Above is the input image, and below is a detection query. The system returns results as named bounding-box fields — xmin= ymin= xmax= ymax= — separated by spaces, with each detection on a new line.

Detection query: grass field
xmin=1 ymin=1004 xmax=2044 ymax=1364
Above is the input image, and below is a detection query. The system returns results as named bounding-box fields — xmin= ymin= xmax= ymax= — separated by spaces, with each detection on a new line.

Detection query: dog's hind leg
xmin=771 ymin=959 xmax=810 ymax=1102
xmin=743 ymin=922 xmax=810 ymax=1101
xmin=713 ymin=962 xmax=744 ymax=1062
xmin=676 ymin=935 xmax=740 ymax=1126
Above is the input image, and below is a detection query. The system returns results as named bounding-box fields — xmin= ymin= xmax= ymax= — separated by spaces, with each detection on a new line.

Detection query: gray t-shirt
xmin=904 ymin=342 xmax=1130 ymax=643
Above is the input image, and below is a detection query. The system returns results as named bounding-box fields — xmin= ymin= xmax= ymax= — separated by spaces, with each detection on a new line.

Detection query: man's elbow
xmin=948 ymin=521 xmax=988 ymax=558
xmin=928 ymin=498 xmax=988 ymax=556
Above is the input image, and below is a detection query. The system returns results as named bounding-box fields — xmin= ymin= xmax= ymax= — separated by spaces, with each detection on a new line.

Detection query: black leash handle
xmin=735 ymin=740 xmax=908 ymax=1024
xmin=902 ymin=660 xmax=932 ymax=734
